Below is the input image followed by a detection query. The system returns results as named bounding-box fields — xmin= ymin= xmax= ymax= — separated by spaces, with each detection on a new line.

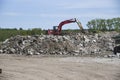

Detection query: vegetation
xmin=0 ymin=28 xmax=45 ymax=41
xmin=61 ymin=29 xmax=81 ymax=35
xmin=87 ymin=17 xmax=120 ymax=32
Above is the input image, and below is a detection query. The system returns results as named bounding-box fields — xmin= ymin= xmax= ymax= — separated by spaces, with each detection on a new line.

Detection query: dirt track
xmin=0 ymin=54 xmax=120 ymax=80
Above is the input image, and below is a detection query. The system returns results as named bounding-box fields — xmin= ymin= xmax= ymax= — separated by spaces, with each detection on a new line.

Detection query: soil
xmin=0 ymin=54 xmax=120 ymax=80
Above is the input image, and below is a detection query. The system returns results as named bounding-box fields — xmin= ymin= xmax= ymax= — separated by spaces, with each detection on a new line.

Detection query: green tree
xmin=87 ymin=17 xmax=120 ymax=32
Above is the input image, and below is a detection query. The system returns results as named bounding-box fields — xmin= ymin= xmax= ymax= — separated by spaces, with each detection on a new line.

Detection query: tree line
xmin=87 ymin=17 xmax=120 ymax=32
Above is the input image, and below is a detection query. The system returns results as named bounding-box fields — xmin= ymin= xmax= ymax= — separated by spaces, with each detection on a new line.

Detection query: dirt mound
xmin=0 ymin=31 xmax=119 ymax=56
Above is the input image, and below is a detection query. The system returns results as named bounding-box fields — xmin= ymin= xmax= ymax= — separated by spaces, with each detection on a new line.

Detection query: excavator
xmin=48 ymin=18 xmax=84 ymax=35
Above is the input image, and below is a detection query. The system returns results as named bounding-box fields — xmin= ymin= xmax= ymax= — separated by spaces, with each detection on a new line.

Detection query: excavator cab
xmin=53 ymin=26 xmax=58 ymax=32
xmin=48 ymin=26 xmax=59 ymax=35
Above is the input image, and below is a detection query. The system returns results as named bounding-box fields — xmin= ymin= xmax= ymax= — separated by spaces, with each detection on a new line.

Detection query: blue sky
xmin=0 ymin=0 xmax=120 ymax=30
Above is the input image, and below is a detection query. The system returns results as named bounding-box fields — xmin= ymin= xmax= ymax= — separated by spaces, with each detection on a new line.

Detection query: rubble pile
xmin=0 ymin=31 xmax=119 ymax=56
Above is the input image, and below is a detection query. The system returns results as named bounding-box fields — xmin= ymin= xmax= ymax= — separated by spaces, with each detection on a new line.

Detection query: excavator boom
xmin=57 ymin=18 xmax=76 ymax=32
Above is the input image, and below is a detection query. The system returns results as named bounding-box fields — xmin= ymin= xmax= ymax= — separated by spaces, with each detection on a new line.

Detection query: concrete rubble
xmin=0 ymin=31 xmax=119 ymax=56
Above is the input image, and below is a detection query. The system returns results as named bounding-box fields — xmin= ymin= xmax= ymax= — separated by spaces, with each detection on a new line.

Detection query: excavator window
xmin=53 ymin=26 xmax=58 ymax=32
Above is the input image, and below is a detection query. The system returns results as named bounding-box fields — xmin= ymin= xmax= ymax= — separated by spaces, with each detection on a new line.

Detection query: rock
xmin=83 ymin=36 xmax=90 ymax=42
xmin=35 ymin=52 xmax=40 ymax=55
xmin=72 ymin=50 xmax=80 ymax=56
xmin=104 ymin=55 xmax=116 ymax=58
xmin=95 ymin=34 xmax=99 ymax=40
xmin=10 ymin=48 xmax=16 ymax=53
xmin=0 ymin=50 xmax=3 ymax=53
xmin=27 ymin=48 xmax=34 ymax=55
xmin=117 ymin=53 xmax=120 ymax=59
xmin=3 ymin=39 xmax=9 ymax=44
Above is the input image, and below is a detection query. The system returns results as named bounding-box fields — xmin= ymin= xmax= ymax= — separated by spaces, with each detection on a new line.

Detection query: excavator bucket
xmin=75 ymin=19 xmax=84 ymax=31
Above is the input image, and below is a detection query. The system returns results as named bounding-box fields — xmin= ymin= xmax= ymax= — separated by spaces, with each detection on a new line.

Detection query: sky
xmin=0 ymin=0 xmax=120 ymax=30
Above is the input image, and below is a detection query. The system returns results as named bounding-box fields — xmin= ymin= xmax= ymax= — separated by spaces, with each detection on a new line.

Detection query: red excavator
xmin=48 ymin=18 xmax=84 ymax=35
